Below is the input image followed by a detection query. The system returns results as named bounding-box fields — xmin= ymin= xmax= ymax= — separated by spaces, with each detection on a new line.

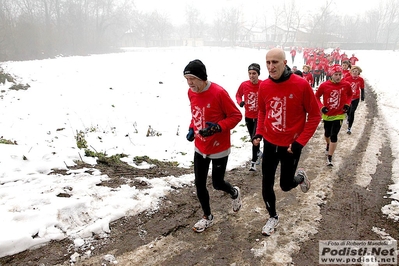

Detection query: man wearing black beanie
xmin=183 ymin=59 xmax=208 ymax=81
xmin=236 ymin=63 xmax=263 ymax=171
xmin=248 ymin=63 xmax=261 ymax=75
xmin=183 ymin=59 xmax=242 ymax=233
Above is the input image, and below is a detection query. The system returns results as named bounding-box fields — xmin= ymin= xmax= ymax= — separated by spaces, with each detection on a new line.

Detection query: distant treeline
xmin=0 ymin=0 xmax=398 ymax=61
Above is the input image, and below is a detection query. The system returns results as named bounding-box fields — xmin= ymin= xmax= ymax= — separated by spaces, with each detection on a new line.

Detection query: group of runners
xmin=182 ymin=46 xmax=365 ymax=237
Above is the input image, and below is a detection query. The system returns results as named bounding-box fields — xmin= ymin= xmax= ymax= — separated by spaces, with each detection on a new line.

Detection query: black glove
xmin=361 ymin=90 xmax=365 ymax=101
xmin=199 ymin=122 xmax=221 ymax=137
xmin=321 ymin=106 xmax=328 ymax=114
xmin=343 ymin=104 xmax=350 ymax=113
xmin=186 ymin=128 xmax=194 ymax=142
xmin=252 ymin=134 xmax=263 ymax=142
xmin=290 ymin=141 xmax=303 ymax=155
xmin=239 ymin=101 xmax=245 ymax=107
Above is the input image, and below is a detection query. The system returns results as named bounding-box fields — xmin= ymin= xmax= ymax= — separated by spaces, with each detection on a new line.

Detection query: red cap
xmin=329 ymin=64 xmax=342 ymax=75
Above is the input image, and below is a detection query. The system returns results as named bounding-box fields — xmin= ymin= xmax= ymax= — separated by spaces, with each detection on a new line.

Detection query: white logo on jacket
xmin=268 ymin=96 xmax=286 ymax=132
xmin=192 ymin=105 xmax=205 ymax=134
xmin=328 ymin=90 xmax=341 ymax=109
xmin=247 ymin=91 xmax=258 ymax=111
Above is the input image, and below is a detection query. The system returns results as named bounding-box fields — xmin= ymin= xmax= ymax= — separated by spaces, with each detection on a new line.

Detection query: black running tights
xmin=245 ymin=117 xmax=260 ymax=162
xmin=323 ymin=120 xmax=342 ymax=143
xmin=261 ymin=140 xmax=301 ymax=218
xmin=347 ymin=98 xmax=360 ymax=129
xmin=193 ymin=152 xmax=235 ymax=216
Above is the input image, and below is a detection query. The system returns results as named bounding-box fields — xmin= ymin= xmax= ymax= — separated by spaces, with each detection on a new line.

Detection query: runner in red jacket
xmin=341 ymin=60 xmax=351 ymax=79
xmin=184 ymin=59 xmax=242 ymax=233
xmin=315 ymin=65 xmax=353 ymax=166
xmin=302 ymin=65 xmax=314 ymax=87
xmin=290 ymin=47 xmax=297 ymax=64
xmin=343 ymin=65 xmax=365 ymax=134
xmin=252 ymin=48 xmax=321 ymax=236
xmin=349 ymin=54 xmax=359 ymax=66
xmin=236 ymin=63 xmax=263 ymax=171
xmin=311 ymin=59 xmax=323 ymax=87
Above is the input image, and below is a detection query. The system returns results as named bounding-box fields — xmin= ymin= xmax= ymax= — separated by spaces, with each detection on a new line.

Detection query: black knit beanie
xmin=183 ymin=59 xmax=207 ymax=81
xmin=248 ymin=63 xmax=260 ymax=75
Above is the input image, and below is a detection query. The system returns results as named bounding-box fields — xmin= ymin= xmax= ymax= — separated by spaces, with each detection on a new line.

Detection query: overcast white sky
xmin=134 ymin=0 xmax=379 ymax=26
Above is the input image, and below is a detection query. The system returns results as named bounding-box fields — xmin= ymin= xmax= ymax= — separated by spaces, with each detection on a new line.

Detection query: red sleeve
xmin=218 ymin=89 xmax=242 ymax=131
xmin=344 ymin=82 xmax=353 ymax=105
xmin=295 ymin=85 xmax=321 ymax=146
xmin=235 ymin=83 xmax=244 ymax=105
xmin=315 ymin=85 xmax=324 ymax=110
xmin=188 ymin=91 xmax=194 ymax=129
xmin=256 ymin=85 xmax=267 ymax=137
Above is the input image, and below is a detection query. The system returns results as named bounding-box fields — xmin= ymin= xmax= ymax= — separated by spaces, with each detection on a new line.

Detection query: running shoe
xmin=193 ymin=215 xmax=214 ymax=233
xmin=232 ymin=186 xmax=242 ymax=212
xmin=326 ymin=156 xmax=333 ymax=166
xmin=262 ymin=216 xmax=279 ymax=236
xmin=297 ymin=168 xmax=310 ymax=193
xmin=249 ymin=161 xmax=256 ymax=171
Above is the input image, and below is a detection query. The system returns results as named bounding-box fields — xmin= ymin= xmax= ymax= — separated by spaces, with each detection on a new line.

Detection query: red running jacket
xmin=188 ymin=82 xmax=242 ymax=155
xmin=256 ymin=73 xmax=321 ymax=147
xmin=235 ymin=80 xmax=262 ymax=119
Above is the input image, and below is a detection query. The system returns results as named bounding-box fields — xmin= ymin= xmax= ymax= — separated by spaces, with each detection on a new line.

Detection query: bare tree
xmin=185 ymin=6 xmax=201 ymax=39
xmin=281 ymin=0 xmax=302 ymax=45
xmin=340 ymin=15 xmax=361 ymax=42
xmin=146 ymin=11 xmax=173 ymax=46
xmin=223 ymin=8 xmax=241 ymax=46
xmin=91 ymin=0 xmax=132 ymax=50
xmin=380 ymin=0 xmax=399 ymax=49
xmin=363 ymin=9 xmax=383 ymax=43
xmin=305 ymin=0 xmax=335 ymax=47
xmin=270 ymin=4 xmax=284 ymax=45
xmin=211 ymin=16 xmax=228 ymax=45
xmin=0 ymin=1 xmax=17 ymax=60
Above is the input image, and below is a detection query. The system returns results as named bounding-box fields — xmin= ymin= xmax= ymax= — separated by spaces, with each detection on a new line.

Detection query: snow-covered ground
xmin=0 ymin=47 xmax=398 ymax=260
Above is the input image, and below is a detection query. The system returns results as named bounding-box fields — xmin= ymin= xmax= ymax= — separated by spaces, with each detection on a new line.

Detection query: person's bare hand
xmin=287 ymin=144 xmax=293 ymax=154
